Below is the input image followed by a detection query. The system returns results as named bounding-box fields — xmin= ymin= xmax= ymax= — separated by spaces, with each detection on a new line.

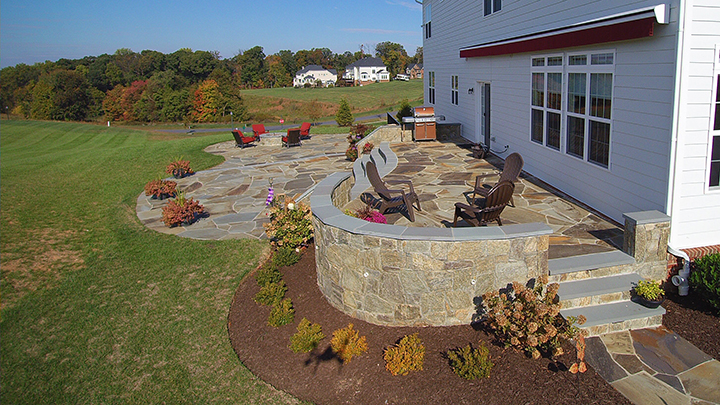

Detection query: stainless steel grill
xmin=402 ymin=107 xmax=438 ymax=141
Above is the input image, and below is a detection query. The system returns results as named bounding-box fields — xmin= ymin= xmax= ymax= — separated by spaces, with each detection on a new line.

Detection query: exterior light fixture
xmin=468 ymin=88 xmax=474 ymax=94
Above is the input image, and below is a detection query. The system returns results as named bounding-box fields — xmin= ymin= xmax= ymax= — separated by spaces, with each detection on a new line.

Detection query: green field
xmin=0 ymin=120 xmax=305 ymax=404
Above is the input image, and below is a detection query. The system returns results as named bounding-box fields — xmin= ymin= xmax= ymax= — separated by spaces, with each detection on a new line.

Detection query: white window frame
xmin=451 ymin=75 xmax=459 ymax=105
xmin=707 ymin=44 xmax=720 ymax=191
xmin=484 ymin=0 xmax=502 ymax=16
xmin=424 ymin=4 xmax=432 ymax=39
xmin=529 ymin=50 xmax=615 ymax=170
xmin=428 ymin=71 xmax=436 ymax=104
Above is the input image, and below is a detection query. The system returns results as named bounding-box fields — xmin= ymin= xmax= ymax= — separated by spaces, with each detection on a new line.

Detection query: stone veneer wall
xmin=311 ymin=172 xmax=553 ymax=327
xmin=623 ymin=211 xmax=671 ymax=280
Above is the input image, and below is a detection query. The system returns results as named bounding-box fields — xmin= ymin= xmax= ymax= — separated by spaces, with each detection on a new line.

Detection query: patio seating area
xmin=137 ymin=128 xmax=624 ymax=259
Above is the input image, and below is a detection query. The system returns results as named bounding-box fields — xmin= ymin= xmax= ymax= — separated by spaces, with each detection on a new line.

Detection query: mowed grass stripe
xmin=0 ymin=120 xmax=304 ymax=404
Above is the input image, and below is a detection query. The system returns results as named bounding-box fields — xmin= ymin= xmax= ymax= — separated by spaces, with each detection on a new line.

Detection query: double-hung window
xmin=424 ymin=4 xmax=432 ymax=39
xmin=530 ymin=51 xmax=614 ymax=169
xmin=428 ymin=71 xmax=435 ymax=104
xmin=484 ymin=0 xmax=501 ymax=16
xmin=451 ymin=75 xmax=459 ymax=105
xmin=709 ymin=46 xmax=720 ymax=188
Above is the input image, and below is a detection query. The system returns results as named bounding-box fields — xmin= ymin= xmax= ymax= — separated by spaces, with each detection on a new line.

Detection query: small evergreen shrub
xmin=447 ymin=342 xmax=494 ymax=380
xmin=254 ymin=262 xmax=282 ymax=287
xmin=254 ymin=280 xmax=287 ymax=306
xmin=335 ymin=97 xmax=354 ymax=126
xmin=383 ymin=333 xmax=425 ymax=376
xmin=273 ymin=246 xmax=301 ymax=267
xmin=331 ymin=324 xmax=368 ymax=363
xmin=289 ymin=318 xmax=325 ymax=353
xmin=482 ymin=275 xmax=585 ymax=360
xmin=268 ymin=298 xmax=295 ymax=327
xmin=690 ymin=253 xmax=720 ymax=311
xmin=396 ymin=99 xmax=413 ymax=122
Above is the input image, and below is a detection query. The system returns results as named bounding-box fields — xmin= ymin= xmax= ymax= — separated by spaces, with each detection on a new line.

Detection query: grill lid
xmin=413 ymin=106 xmax=435 ymax=117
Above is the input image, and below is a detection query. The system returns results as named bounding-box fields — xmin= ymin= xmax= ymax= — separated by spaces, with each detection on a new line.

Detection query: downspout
xmin=667 ymin=0 xmax=690 ymax=296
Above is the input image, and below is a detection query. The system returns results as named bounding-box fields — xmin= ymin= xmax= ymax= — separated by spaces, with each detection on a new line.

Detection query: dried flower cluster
xmin=482 ymin=275 xmax=586 ymax=360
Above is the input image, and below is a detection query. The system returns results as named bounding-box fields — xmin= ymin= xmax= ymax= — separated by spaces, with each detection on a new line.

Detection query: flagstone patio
xmin=136 ymin=130 xmax=624 ymax=259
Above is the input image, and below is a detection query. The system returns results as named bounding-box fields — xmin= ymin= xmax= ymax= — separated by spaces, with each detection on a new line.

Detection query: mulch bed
xmin=661 ymin=289 xmax=720 ymax=360
xmin=228 ymin=244 xmax=639 ymax=405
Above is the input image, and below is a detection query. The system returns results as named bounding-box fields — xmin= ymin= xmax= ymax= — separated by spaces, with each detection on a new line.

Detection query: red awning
xmin=460 ymin=5 xmax=669 ymax=58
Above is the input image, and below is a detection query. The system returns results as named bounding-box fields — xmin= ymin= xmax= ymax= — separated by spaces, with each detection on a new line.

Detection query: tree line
xmin=0 ymin=43 xmax=422 ymax=124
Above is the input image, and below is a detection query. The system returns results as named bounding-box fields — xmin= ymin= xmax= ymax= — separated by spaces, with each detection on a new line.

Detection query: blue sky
xmin=1 ymin=0 xmax=423 ymax=68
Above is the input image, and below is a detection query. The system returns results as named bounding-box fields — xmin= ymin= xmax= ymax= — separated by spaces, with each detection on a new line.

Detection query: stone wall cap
xmin=623 ymin=210 xmax=670 ymax=225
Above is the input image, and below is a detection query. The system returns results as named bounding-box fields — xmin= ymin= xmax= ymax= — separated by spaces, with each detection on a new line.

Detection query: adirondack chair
xmin=454 ymin=180 xmax=515 ymax=227
xmin=472 ymin=152 xmax=524 ymax=206
xmin=252 ymin=124 xmax=268 ymax=139
xmin=299 ymin=122 xmax=312 ymax=139
xmin=366 ymin=160 xmax=421 ymax=222
xmin=232 ymin=130 xmax=258 ymax=148
xmin=282 ymin=128 xmax=302 ymax=147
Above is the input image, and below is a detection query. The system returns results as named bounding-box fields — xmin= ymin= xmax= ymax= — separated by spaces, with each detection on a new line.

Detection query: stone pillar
xmin=623 ymin=210 xmax=671 ymax=281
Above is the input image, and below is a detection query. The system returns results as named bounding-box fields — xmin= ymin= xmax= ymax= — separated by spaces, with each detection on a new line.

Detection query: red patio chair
xmin=252 ymin=124 xmax=268 ymax=139
xmin=232 ymin=130 xmax=258 ymax=148
xmin=299 ymin=122 xmax=312 ymax=139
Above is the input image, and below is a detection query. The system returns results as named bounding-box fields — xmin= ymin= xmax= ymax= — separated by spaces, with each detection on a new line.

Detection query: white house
xmin=344 ymin=57 xmax=390 ymax=85
xmin=422 ymin=0 xmax=720 ymax=251
xmin=293 ymin=65 xmax=337 ymax=87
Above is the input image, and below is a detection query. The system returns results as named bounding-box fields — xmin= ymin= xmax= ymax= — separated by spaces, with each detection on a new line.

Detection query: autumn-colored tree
xmin=120 ymin=80 xmax=147 ymax=121
xmin=103 ymin=85 xmax=125 ymax=121
xmin=190 ymin=79 xmax=220 ymax=122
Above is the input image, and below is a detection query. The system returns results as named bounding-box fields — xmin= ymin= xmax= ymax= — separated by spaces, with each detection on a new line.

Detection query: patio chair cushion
xmin=282 ymin=128 xmax=302 ymax=147
xmin=252 ymin=124 xmax=268 ymax=138
xmin=299 ymin=122 xmax=311 ymax=138
xmin=232 ymin=130 xmax=258 ymax=148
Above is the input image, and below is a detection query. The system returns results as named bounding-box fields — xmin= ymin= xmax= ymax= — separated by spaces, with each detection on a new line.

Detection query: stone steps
xmin=551 ymin=251 xmax=665 ymax=336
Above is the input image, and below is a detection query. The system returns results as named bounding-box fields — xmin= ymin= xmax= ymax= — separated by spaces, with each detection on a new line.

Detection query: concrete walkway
xmin=586 ymin=326 xmax=720 ymax=405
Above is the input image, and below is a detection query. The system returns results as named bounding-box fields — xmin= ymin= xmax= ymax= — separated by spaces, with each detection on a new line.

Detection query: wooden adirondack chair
xmin=472 ymin=152 xmax=524 ymax=206
xmin=454 ymin=180 xmax=515 ymax=226
xmin=366 ymin=160 xmax=421 ymax=222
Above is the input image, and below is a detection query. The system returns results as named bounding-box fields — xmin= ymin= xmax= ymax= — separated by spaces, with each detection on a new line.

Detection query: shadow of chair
xmin=366 ymin=160 xmax=421 ymax=222
xmin=472 ymin=152 xmax=524 ymax=206
xmin=232 ymin=130 xmax=258 ymax=148
xmin=454 ymin=180 xmax=515 ymax=227
xmin=282 ymin=128 xmax=302 ymax=147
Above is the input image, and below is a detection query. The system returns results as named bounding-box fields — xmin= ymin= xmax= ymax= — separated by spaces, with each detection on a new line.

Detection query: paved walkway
xmin=585 ymin=326 xmax=720 ymax=405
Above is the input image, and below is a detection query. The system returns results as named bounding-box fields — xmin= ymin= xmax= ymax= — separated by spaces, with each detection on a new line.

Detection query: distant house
xmin=406 ymin=63 xmax=424 ymax=79
xmin=423 ymin=1 xmax=720 ymax=251
xmin=343 ymin=57 xmax=390 ymax=86
xmin=293 ymin=65 xmax=337 ymax=88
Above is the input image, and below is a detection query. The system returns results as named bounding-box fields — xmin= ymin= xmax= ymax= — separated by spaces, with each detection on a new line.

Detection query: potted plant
xmin=161 ymin=192 xmax=205 ymax=227
xmin=144 ymin=179 xmax=177 ymax=199
xmin=632 ymin=279 xmax=665 ymax=308
xmin=166 ymin=158 xmax=194 ymax=179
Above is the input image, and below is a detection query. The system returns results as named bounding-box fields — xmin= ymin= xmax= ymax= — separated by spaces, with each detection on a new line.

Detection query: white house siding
xmin=667 ymin=0 xmax=720 ymax=249
xmin=424 ymin=0 xmax=683 ymax=226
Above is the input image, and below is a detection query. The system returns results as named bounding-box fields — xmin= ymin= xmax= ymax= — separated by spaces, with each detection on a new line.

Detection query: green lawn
xmin=0 ymin=120 xmax=305 ymax=404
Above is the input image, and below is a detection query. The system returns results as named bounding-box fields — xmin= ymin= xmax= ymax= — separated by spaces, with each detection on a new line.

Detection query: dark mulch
xmin=661 ymin=289 xmax=720 ymax=360
xmin=228 ymin=245 xmax=635 ymax=405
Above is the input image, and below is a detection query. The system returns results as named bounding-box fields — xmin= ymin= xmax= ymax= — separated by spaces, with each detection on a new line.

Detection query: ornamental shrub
xmin=161 ymin=193 xmax=205 ymax=227
xmin=144 ymin=179 xmax=177 ymax=199
xmin=331 ymin=324 xmax=368 ymax=363
xmin=336 ymin=97 xmax=354 ymax=127
xmin=254 ymin=262 xmax=282 ymax=287
xmin=482 ymin=275 xmax=586 ymax=360
xmin=447 ymin=342 xmax=494 ymax=380
xmin=384 ymin=333 xmax=425 ymax=376
xmin=632 ymin=279 xmax=665 ymax=301
xmin=345 ymin=145 xmax=358 ymax=161
xmin=396 ymin=99 xmax=413 ymax=122
xmin=273 ymin=246 xmax=301 ymax=267
xmin=362 ymin=141 xmax=374 ymax=154
xmin=166 ymin=158 xmax=194 ymax=178
xmin=263 ymin=198 xmax=313 ymax=250
xmin=690 ymin=253 xmax=720 ymax=311
xmin=268 ymin=298 xmax=295 ymax=327
xmin=254 ymin=280 xmax=287 ymax=306
xmin=289 ymin=318 xmax=325 ymax=353
xmin=355 ymin=205 xmax=387 ymax=224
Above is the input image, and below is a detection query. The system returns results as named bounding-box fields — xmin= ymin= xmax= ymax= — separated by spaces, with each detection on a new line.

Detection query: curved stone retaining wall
xmin=310 ymin=171 xmax=553 ymax=327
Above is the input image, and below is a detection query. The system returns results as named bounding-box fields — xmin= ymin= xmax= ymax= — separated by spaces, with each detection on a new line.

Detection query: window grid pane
xmin=569 ymin=55 xmax=587 ymax=65
xmin=568 ymin=73 xmax=586 ymax=114
xmin=591 ymin=53 xmax=614 ymax=65
xmin=715 ymin=76 xmax=720 ymax=131
xmin=710 ymin=136 xmax=720 ymax=187
xmin=484 ymin=0 xmax=491 ymax=15
xmin=547 ymin=112 xmax=561 ymax=150
xmin=567 ymin=116 xmax=585 ymax=159
xmin=532 ymin=73 xmax=544 ymax=107
xmin=547 ymin=56 xmax=563 ymax=66
xmin=547 ymin=73 xmax=562 ymax=110
xmin=531 ymin=109 xmax=544 ymax=144
xmin=589 ymin=120 xmax=610 ymax=167
xmin=532 ymin=58 xmax=545 ymax=67
xmin=493 ymin=0 xmax=502 ymax=12
xmin=590 ymin=73 xmax=612 ymax=119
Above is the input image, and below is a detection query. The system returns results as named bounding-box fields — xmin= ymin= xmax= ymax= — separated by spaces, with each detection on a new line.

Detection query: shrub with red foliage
xmin=144 ymin=179 xmax=177 ymax=199
xmin=161 ymin=194 xmax=204 ymax=227
xmin=166 ymin=159 xmax=194 ymax=179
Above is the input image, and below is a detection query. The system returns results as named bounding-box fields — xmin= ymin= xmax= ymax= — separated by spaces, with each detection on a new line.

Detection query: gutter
xmin=668 ymin=244 xmax=691 ymax=296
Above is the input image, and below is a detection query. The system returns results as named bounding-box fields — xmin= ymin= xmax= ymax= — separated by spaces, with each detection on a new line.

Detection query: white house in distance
xmin=422 ymin=0 xmax=720 ymax=252
xmin=293 ymin=65 xmax=337 ymax=87
xmin=344 ymin=57 xmax=390 ymax=86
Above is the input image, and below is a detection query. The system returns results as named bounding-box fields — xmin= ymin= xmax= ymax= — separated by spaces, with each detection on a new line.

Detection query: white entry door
xmin=474 ymin=82 xmax=491 ymax=146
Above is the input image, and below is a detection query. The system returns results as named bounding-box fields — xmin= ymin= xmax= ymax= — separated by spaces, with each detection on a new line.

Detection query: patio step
xmin=551 ymin=251 xmax=663 ymax=336
xmin=556 ymin=273 xmax=640 ymax=309
xmin=548 ymin=250 xmax=635 ymax=283
xmin=560 ymin=300 xmax=665 ymax=337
